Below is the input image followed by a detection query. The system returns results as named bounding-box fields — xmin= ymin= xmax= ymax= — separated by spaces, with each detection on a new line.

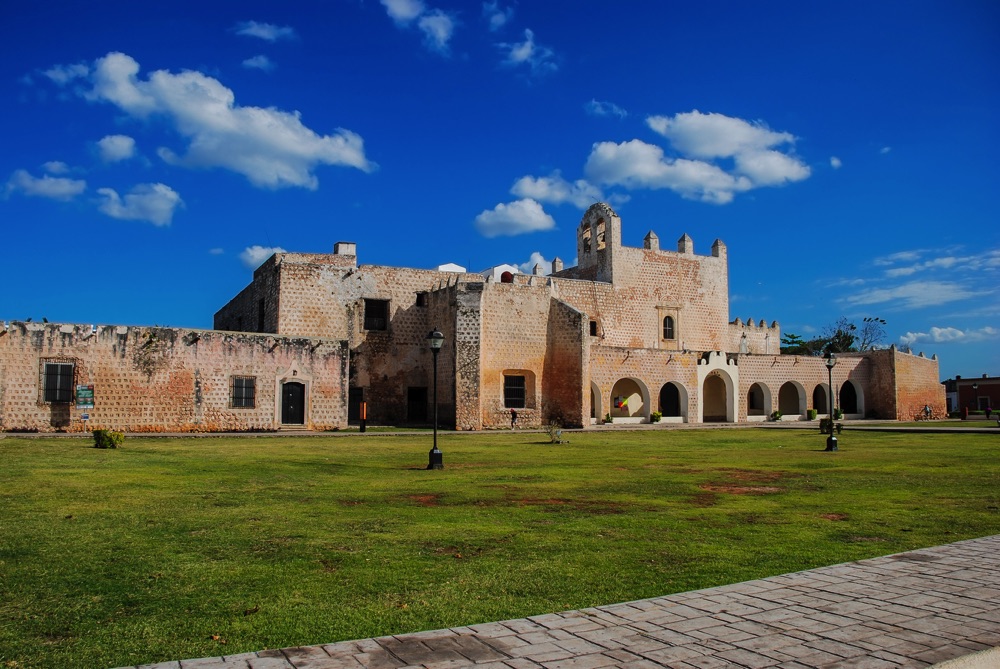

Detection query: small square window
xmin=504 ymin=375 xmax=526 ymax=409
xmin=231 ymin=376 xmax=256 ymax=409
xmin=364 ymin=299 xmax=389 ymax=331
xmin=415 ymin=292 xmax=428 ymax=307
xmin=43 ymin=362 xmax=74 ymax=403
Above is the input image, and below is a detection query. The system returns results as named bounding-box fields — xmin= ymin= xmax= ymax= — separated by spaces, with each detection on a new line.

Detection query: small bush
xmin=650 ymin=411 xmax=662 ymax=423
xmin=834 ymin=407 xmax=844 ymax=419
xmin=770 ymin=410 xmax=782 ymax=421
xmin=603 ymin=413 xmax=612 ymax=424
xmin=807 ymin=409 xmax=818 ymax=420
xmin=93 ymin=430 xmax=125 ymax=449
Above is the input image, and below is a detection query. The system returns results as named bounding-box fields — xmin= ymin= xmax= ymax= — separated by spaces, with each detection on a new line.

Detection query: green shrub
xmin=93 ymin=430 xmax=125 ymax=449
xmin=807 ymin=409 xmax=818 ymax=420
xmin=834 ymin=407 xmax=844 ymax=419
xmin=770 ymin=410 xmax=782 ymax=421
xmin=650 ymin=411 xmax=662 ymax=423
xmin=603 ymin=413 xmax=612 ymax=424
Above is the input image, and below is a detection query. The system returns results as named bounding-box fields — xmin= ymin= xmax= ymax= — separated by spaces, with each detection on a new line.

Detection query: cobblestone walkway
xmin=118 ymin=535 xmax=1000 ymax=669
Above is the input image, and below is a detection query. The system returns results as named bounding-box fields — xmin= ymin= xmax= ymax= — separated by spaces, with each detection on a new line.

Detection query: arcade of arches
xmin=592 ymin=377 xmax=866 ymax=423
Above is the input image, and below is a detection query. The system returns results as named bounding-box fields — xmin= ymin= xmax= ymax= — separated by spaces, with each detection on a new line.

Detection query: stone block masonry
xmin=0 ymin=322 xmax=348 ymax=433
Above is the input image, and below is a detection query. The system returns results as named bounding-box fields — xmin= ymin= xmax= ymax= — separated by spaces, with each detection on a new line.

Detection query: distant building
xmin=941 ymin=375 xmax=998 ymax=415
xmin=1 ymin=203 xmax=944 ymax=433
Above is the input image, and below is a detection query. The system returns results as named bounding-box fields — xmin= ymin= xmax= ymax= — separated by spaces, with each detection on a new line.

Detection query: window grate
xmin=43 ymin=363 xmax=74 ymax=403
xmin=364 ymin=299 xmax=389 ymax=331
xmin=504 ymin=375 xmax=526 ymax=409
xmin=231 ymin=376 xmax=256 ymax=408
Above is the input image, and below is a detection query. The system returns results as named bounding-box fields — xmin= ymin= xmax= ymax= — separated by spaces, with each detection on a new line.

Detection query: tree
xmin=857 ymin=317 xmax=887 ymax=351
xmin=782 ymin=317 xmax=887 ymax=356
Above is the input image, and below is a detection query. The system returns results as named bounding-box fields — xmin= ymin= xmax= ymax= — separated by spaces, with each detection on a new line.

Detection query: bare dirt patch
xmin=821 ymin=513 xmax=848 ymax=521
xmin=408 ymin=494 xmax=442 ymax=507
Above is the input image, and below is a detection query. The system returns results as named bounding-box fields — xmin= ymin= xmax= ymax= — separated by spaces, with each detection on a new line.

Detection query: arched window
xmin=663 ymin=316 xmax=675 ymax=340
xmin=500 ymin=271 xmax=514 ymax=283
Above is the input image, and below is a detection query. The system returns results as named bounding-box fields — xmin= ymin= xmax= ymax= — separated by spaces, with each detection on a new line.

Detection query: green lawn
xmin=1 ymin=429 xmax=998 ymax=669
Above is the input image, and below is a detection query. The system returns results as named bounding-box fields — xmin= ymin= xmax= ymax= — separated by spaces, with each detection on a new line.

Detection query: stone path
xmin=116 ymin=535 xmax=1000 ymax=669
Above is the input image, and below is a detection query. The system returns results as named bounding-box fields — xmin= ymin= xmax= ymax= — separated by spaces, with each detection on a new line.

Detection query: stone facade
xmin=1 ymin=203 xmax=944 ymax=432
xmin=0 ymin=322 xmax=348 ymax=433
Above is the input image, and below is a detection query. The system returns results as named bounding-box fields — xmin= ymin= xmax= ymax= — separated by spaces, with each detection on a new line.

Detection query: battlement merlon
xmin=728 ymin=318 xmax=781 ymax=355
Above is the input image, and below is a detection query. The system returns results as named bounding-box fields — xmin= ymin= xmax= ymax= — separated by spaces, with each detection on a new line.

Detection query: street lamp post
xmin=427 ymin=329 xmax=445 ymax=470
xmin=824 ymin=351 xmax=838 ymax=452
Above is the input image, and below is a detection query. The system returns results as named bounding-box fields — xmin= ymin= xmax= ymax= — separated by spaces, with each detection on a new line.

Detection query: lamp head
xmin=824 ymin=350 xmax=837 ymax=369
xmin=427 ymin=329 xmax=445 ymax=351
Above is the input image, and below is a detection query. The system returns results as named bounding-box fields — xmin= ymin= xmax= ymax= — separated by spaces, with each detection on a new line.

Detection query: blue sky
xmin=2 ymin=1 xmax=997 ymax=380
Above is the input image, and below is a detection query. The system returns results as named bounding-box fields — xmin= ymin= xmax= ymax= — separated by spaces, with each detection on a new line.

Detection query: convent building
xmin=0 ymin=203 xmax=945 ymax=433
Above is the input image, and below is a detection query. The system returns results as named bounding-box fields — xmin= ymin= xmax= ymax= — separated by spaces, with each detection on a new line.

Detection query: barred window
xmin=43 ymin=363 xmax=74 ymax=403
xmin=504 ymin=375 xmax=526 ymax=409
xmin=663 ymin=316 xmax=675 ymax=340
xmin=364 ymin=299 xmax=389 ymax=331
xmin=231 ymin=376 xmax=256 ymax=409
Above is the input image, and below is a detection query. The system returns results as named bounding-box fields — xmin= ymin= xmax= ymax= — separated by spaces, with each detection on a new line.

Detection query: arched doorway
xmin=610 ymin=378 xmax=649 ymax=421
xmin=778 ymin=381 xmax=804 ymax=417
xmin=659 ymin=383 xmax=680 ymax=416
xmin=812 ymin=385 xmax=830 ymax=414
xmin=840 ymin=381 xmax=859 ymax=414
xmin=703 ymin=375 xmax=728 ymax=422
xmin=281 ymin=381 xmax=305 ymax=425
xmin=590 ymin=381 xmax=603 ymax=424
xmin=747 ymin=382 xmax=771 ymax=418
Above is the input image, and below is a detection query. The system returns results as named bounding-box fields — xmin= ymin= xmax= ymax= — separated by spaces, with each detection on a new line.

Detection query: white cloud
xmin=580 ymin=111 xmax=808 ymax=205
xmin=43 ymin=62 xmax=89 ymax=86
xmin=830 ymin=156 xmax=842 ymax=169
xmin=96 ymin=183 xmax=183 ymax=226
xmin=585 ymin=139 xmax=751 ymax=204
xmin=482 ymin=1 xmax=513 ymax=31
xmin=585 ymin=99 xmax=627 ymax=119
xmin=510 ymin=172 xmax=602 ymax=209
xmin=900 ymin=326 xmax=998 ymax=346
xmin=840 ymin=280 xmax=980 ymax=309
xmin=97 ymin=134 xmax=136 ymax=162
xmin=382 ymin=0 xmax=425 ymax=24
xmin=381 ymin=1 xmax=456 ymax=54
xmin=647 ymin=110 xmax=810 ymax=188
xmin=876 ymin=248 xmax=1000 ymax=278
xmin=418 ymin=10 xmax=456 ymax=54
xmin=5 ymin=169 xmax=86 ymax=200
xmin=209 ymin=248 xmax=224 ymax=255
xmin=240 ymin=245 xmax=287 ymax=269
xmin=518 ymin=251 xmax=552 ymax=275
xmin=874 ymin=250 xmax=924 ymax=266
xmin=42 ymin=161 xmax=70 ymax=174
xmin=497 ymin=29 xmax=557 ymax=75
xmin=242 ymin=55 xmax=275 ymax=72
xmin=233 ymin=21 xmax=297 ymax=41
xmin=475 ymin=198 xmax=556 ymax=237
xmin=76 ymin=52 xmax=373 ymax=189
xmin=880 ymin=146 xmax=892 ymax=154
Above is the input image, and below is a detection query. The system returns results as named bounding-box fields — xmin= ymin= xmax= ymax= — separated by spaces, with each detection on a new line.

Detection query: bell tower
xmin=576 ymin=203 xmax=622 ymax=283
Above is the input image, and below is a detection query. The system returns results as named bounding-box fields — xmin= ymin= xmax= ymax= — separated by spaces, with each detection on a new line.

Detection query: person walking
xmin=510 ymin=409 xmax=518 ymax=429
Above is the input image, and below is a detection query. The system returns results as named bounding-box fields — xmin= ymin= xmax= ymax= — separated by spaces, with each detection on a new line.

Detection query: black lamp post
xmin=427 ymin=329 xmax=445 ymax=470
xmin=972 ymin=382 xmax=979 ymax=410
xmin=824 ymin=351 xmax=838 ymax=452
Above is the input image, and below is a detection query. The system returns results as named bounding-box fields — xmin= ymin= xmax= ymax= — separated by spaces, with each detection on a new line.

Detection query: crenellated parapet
xmin=728 ymin=317 xmax=780 ymax=354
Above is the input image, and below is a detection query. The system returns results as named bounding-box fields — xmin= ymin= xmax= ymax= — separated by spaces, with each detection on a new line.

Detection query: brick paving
xmin=115 ymin=535 xmax=1000 ymax=669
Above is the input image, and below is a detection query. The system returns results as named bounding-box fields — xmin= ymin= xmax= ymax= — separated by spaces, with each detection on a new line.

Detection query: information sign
xmin=76 ymin=384 xmax=95 ymax=410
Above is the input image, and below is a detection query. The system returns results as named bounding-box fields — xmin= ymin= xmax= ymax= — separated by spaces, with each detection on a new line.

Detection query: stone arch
xmin=840 ymin=379 xmax=864 ymax=416
xmin=778 ymin=381 xmax=806 ymax=417
xmin=747 ymin=382 xmax=772 ymax=418
xmin=610 ymin=377 xmax=650 ymax=422
xmin=590 ymin=381 xmax=603 ymax=424
xmin=702 ymin=374 xmax=731 ymax=422
xmin=812 ymin=384 xmax=831 ymax=414
xmin=658 ymin=382 xmax=688 ymax=422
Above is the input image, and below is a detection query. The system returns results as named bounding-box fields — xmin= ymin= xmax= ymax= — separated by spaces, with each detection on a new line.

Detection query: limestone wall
xmin=0 ymin=322 xmax=348 ymax=433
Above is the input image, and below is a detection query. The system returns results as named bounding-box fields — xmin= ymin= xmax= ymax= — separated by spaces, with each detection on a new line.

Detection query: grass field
xmin=1 ymin=428 xmax=998 ymax=669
